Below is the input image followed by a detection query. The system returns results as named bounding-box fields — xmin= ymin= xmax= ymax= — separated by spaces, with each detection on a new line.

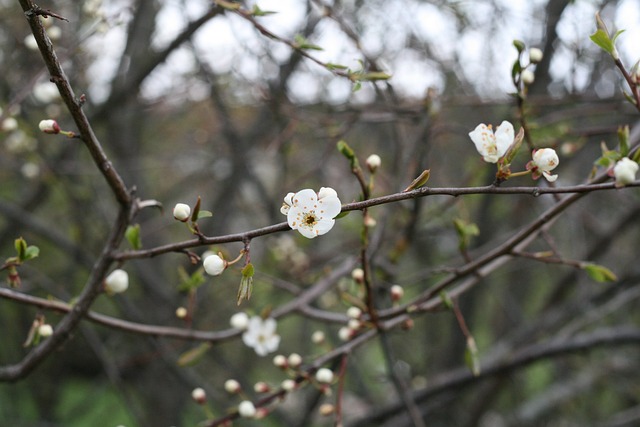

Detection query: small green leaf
xmin=403 ymin=170 xmax=430 ymax=192
xmin=191 ymin=196 xmax=202 ymax=222
xmin=590 ymin=29 xmax=615 ymax=55
xmin=14 ymin=237 xmax=27 ymax=261
xmin=360 ymin=72 xmax=391 ymax=81
xmin=611 ymin=29 xmax=625 ymax=44
xmin=453 ymin=218 xmax=480 ymax=252
xmin=197 ymin=210 xmax=213 ymax=220
xmin=293 ymin=35 xmax=323 ymax=51
xmin=177 ymin=343 xmax=212 ymax=367
xmin=251 ymin=4 xmax=276 ymax=16
xmin=352 ymin=81 xmax=362 ymax=92
xmin=177 ymin=267 xmax=206 ymax=292
xmin=326 ymin=63 xmax=348 ymax=70
xmin=216 ymin=0 xmax=241 ymax=10
xmin=439 ymin=291 xmax=454 ymax=310
xmin=336 ymin=140 xmax=360 ymax=169
xmin=23 ymin=246 xmax=39 ymax=261
xmin=511 ymin=60 xmax=522 ymax=80
xmin=237 ymin=263 xmax=255 ymax=305
xmin=583 ymin=263 xmax=618 ymax=283
xmin=618 ymin=125 xmax=630 ymax=157
xmin=464 ymin=337 xmax=481 ymax=377
xmin=125 ymin=224 xmax=142 ymax=250
xmin=513 ymin=39 xmax=525 ymax=53
xmin=335 ymin=211 xmax=350 ymax=219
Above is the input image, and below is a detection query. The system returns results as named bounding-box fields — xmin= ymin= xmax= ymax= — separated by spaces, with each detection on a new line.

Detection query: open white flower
xmin=530 ymin=148 xmax=559 ymax=182
xmin=242 ymin=316 xmax=281 ymax=356
xmin=282 ymin=188 xmax=341 ymax=238
xmin=469 ymin=121 xmax=514 ymax=163
xmin=613 ymin=157 xmax=638 ymax=186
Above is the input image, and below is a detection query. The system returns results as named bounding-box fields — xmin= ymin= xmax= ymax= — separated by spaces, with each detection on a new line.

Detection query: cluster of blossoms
xmin=281 ymin=187 xmax=342 ymax=238
xmin=230 ymin=312 xmax=280 ymax=356
xmin=469 ymin=120 xmax=559 ymax=182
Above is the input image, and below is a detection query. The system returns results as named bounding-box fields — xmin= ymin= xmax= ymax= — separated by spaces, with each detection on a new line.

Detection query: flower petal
xmin=297 ymin=226 xmax=318 ymax=239
xmin=469 ymin=124 xmax=493 ymax=158
xmin=317 ymin=195 xmax=341 ymax=219
xmin=542 ymin=171 xmax=558 ymax=182
xmin=314 ymin=218 xmax=335 ymax=236
xmin=318 ymin=187 xmax=338 ymax=200
xmin=494 ymin=121 xmax=514 ymax=158
xmin=291 ymin=189 xmax=317 ymax=208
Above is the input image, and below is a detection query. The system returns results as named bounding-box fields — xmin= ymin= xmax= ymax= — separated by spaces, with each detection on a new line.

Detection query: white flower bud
xmin=348 ymin=318 xmax=361 ymax=330
xmin=390 ymin=285 xmax=404 ymax=301
xmin=288 ymin=353 xmax=302 ymax=368
xmin=175 ymin=307 xmax=188 ymax=319
xmin=254 ymin=381 xmax=271 ymax=393
xmin=24 ymin=35 xmax=38 ymax=50
xmin=338 ymin=326 xmax=352 ymax=341
xmin=347 ymin=306 xmax=362 ymax=319
xmin=315 ymin=368 xmax=334 ymax=384
xmin=311 ymin=330 xmax=325 ymax=344
xmin=238 ymin=400 xmax=256 ymax=418
xmin=273 ymin=354 xmax=287 ymax=368
xmin=230 ymin=312 xmax=250 ymax=329
xmin=38 ymin=119 xmax=60 ymax=134
xmin=529 ymin=48 xmax=543 ymax=64
xmin=351 ymin=268 xmax=364 ymax=282
xmin=203 ymin=254 xmax=226 ymax=276
xmin=319 ymin=403 xmax=335 ymax=416
xmin=224 ymin=379 xmax=241 ymax=394
xmin=38 ymin=324 xmax=53 ymax=337
xmin=2 ymin=117 xmax=18 ymax=132
xmin=366 ymin=154 xmax=382 ymax=173
xmin=191 ymin=387 xmax=206 ymax=404
xmin=521 ymin=69 xmax=535 ymax=85
xmin=613 ymin=157 xmax=638 ymax=186
xmin=172 ymin=203 xmax=191 ymax=221
xmin=104 ymin=269 xmax=129 ymax=294
xmin=281 ymin=379 xmax=296 ymax=391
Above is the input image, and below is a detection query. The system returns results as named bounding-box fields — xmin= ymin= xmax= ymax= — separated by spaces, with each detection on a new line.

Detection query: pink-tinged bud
xmin=224 ymin=379 xmax=241 ymax=394
xmin=254 ymin=381 xmax=271 ymax=393
xmin=273 ymin=354 xmax=287 ymax=368
xmin=191 ymin=387 xmax=206 ymax=404
xmin=38 ymin=119 xmax=60 ymax=134
xmin=390 ymin=285 xmax=404 ymax=301
xmin=366 ymin=154 xmax=382 ymax=173
xmin=347 ymin=306 xmax=362 ymax=319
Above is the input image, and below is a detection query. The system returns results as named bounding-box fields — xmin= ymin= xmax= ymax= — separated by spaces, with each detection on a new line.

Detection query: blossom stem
xmin=509 ymin=170 xmax=532 ymax=178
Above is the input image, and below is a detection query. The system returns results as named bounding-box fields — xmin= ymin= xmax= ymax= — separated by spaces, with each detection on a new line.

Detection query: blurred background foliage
xmin=1 ymin=0 xmax=640 ymax=426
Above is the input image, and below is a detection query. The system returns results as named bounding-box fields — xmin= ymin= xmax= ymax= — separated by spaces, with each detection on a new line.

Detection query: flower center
xmin=302 ymin=212 xmax=318 ymax=227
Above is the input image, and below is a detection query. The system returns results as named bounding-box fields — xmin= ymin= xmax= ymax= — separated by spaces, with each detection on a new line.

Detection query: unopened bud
xmin=287 ymin=353 xmax=302 ymax=368
xmin=254 ymin=381 xmax=271 ymax=393
xmin=366 ymin=154 xmax=382 ymax=173
xmin=38 ymin=324 xmax=53 ymax=337
xmin=529 ymin=48 xmax=543 ymax=63
xmin=319 ymin=403 xmax=335 ymax=416
xmin=38 ymin=119 xmax=60 ymax=134
xmin=191 ymin=387 xmax=206 ymax=404
xmin=281 ymin=379 xmax=296 ymax=391
xmin=315 ymin=368 xmax=334 ymax=384
xmin=238 ymin=400 xmax=256 ymax=418
xmin=104 ymin=269 xmax=129 ymax=294
xmin=224 ymin=379 xmax=241 ymax=394
xmin=172 ymin=203 xmax=191 ymax=221
xmin=521 ymin=69 xmax=535 ymax=85
xmin=175 ymin=307 xmax=188 ymax=319
xmin=311 ymin=330 xmax=325 ymax=344
xmin=351 ymin=268 xmax=364 ymax=283
xmin=203 ymin=254 xmax=227 ymax=276
xmin=347 ymin=306 xmax=362 ymax=319
xmin=273 ymin=354 xmax=287 ymax=368
xmin=390 ymin=285 xmax=404 ymax=301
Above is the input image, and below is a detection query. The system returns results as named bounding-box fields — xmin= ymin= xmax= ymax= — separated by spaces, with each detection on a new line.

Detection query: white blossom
xmin=104 ymin=269 xmax=129 ymax=294
xmin=468 ymin=121 xmax=514 ymax=163
xmin=191 ymin=387 xmax=206 ymax=403
xmin=282 ymin=188 xmax=341 ymax=238
xmin=366 ymin=154 xmax=382 ymax=172
xmin=203 ymin=254 xmax=226 ymax=276
xmin=224 ymin=379 xmax=241 ymax=394
xmin=242 ymin=316 xmax=281 ymax=356
xmin=530 ymin=148 xmax=559 ymax=182
xmin=613 ymin=157 xmax=638 ymax=186
xmin=521 ymin=69 xmax=535 ymax=85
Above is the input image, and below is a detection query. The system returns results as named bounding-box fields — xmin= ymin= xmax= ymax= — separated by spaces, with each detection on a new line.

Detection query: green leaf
xmin=251 ymin=5 xmax=276 ymax=16
xmin=336 ymin=140 xmax=360 ymax=169
xmin=511 ymin=60 xmax=522 ymax=81
xmin=197 ymin=210 xmax=213 ymax=220
xmin=23 ymin=246 xmax=39 ymax=261
xmin=191 ymin=196 xmax=202 ymax=222
xmin=453 ymin=218 xmax=480 ymax=252
xmin=326 ymin=63 xmax=348 ymax=70
xmin=352 ymin=81 xmax=362 ymax=92
xmin=583 ymin=263 xmax=618 ymax=283
xmin=513 ymin=39 xmax=525 ymax=53
xmin=177 ymin=343 xmax=212 ymax=367
xmin=177 ymin=267 xmax=206 ymax=292
xmin=590 ymin=29 xmax=615 ymax=55
xmin=618 ymin=125 xmax=630 ymax=157
xmin=293 ymin=35 xmax=323 ymax=51
xmin=237 ymin=263 xmax=255 ymax=305
xmin=335 ymin=211 xmax=350 ymax=219
xmin=360 ymin=72 xmax=391 ymax=81
xmin=464 ymin=337 xmax=481 ymax=377
xmin=611 ymin=29 xmax=625 ymax=44
xmin=14 ymin=237 xmax=27 ymax=261
xmin=125 ymin=224 xmax=142 ymax=250
xmin=216 ymin=0 xmax=241 ymax=10
xmin=403 ymin=169 xmax=430 ymax=192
